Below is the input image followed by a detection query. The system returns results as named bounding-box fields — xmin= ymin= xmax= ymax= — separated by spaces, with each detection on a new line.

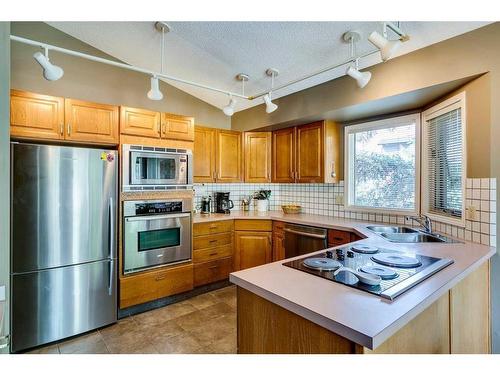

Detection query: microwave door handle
xmin=125 ymin=213 xmax=191 ymax=222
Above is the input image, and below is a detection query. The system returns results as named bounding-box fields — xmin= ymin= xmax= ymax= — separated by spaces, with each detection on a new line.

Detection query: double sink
xmin=366 ymin=225 xmax=459 ymax=243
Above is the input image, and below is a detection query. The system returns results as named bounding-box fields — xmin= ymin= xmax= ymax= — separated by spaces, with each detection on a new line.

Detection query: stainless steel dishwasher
xmin=283 ymin=223 xmax=328 ymax=259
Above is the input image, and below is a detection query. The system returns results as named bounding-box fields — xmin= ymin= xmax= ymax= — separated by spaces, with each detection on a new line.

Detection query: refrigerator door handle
xmin=108 ymin=259 xmax=114 ymax=296
xmin=109 ymin=196 xmax=115 ymax=259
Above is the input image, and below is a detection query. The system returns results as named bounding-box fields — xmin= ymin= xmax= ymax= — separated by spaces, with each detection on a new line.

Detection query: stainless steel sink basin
xmin=366 ymin=225 xmax=418 ymax=234
xmin=380 ymin=232 xmax=446 ymax=243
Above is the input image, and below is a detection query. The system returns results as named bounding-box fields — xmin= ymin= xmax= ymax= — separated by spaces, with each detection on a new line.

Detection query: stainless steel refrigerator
xmin=10 ymin=143 xmax=118 ymax=352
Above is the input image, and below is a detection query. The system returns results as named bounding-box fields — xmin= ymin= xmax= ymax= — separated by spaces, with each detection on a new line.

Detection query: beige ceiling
xmin=47 ymin=21 xmax=490 ymax=112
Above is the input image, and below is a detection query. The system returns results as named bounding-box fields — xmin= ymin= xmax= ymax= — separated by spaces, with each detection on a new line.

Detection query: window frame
xmin=344 ymin=113 xmax=421 ymax=215
xmin=422 ymin=92 xmax=467 ymax=227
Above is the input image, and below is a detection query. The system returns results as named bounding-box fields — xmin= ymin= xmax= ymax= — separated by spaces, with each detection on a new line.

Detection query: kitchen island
xmin=224 ymin=213 xmax=495 ymax=354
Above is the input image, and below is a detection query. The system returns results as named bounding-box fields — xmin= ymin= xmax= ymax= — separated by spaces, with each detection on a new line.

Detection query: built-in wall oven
xmin=122 ymin=144 xmax=193 ymax=191
xmin=123 ymin=199 xmax=192 ymax=274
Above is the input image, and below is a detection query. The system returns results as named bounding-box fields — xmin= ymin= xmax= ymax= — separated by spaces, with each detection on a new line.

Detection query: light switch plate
xmin=0 ymin=286 xmax=5 ymax=302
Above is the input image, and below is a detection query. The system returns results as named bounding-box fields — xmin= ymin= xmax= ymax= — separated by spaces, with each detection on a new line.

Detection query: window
xmin=345 ymin=114 xmax=420 ymax=214
xmin=422 ymin=92 xmax=466 ymax=226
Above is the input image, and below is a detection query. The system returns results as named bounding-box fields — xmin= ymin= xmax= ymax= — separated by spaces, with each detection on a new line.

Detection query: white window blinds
xmin=424 ymin=95 xmax=465 ymax=225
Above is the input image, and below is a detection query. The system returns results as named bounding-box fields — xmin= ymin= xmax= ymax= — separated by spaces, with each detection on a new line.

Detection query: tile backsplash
xmin=194 ymin=178 xmax=497 ymax=247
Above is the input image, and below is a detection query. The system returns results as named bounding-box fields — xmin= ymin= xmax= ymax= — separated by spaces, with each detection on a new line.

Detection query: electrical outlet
xmin=335 ymin=194 xmax=344 ymax=205
xmin=0 ymin=286 xmax=5 ymax=302
xmin=467 ymin=206 xmax=477 ymax=221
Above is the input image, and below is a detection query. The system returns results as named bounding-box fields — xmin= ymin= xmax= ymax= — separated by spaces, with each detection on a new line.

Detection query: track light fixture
xmin=346 ymin=62 xmax=371 ymax=89
xmin=223 ymin=95 xmax=236 ymax=116
xmin=147 ymin=22 xmax=169 ymax=101
xmin=263 ymin=94 xmax=278 ymax=114
xmin=343 ymin=31 xmax=371 ymax=89
xmin=368 ymin=22 xmax=408 ymax=61
xmin=33 ymin=48 xmax=64 ymax=81
xmin=147 ymin=76 xmax=163 ymax=100
xmin=263 ymin=68 xmax=279 ymax=113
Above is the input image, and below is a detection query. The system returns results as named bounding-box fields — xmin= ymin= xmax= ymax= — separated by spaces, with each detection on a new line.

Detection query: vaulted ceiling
xmin=48 ymin=21 xmax=490 ymax=112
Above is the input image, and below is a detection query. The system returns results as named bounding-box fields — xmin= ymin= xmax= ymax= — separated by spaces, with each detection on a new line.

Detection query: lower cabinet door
xmin=11 ymin=259 xmax=117 ymax=352
xmin=234 ymin=231 xmax=272 ymax=271
xmin=194 ymin=257 xmax=233 ymax=287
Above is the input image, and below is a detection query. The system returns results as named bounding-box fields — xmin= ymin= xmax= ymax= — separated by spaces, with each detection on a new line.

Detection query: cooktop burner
xmin=359 ymin=265 xmax=398 ymax=280
xmin=371 ymin=253 xmax=422 ymax=268
xmin=303 ymin=258 xmax=342 ymax=271
xmin=283 ymin=245 xmax=454 ymax=300
xmin=350 ymin=244 xmax=379 ymax=254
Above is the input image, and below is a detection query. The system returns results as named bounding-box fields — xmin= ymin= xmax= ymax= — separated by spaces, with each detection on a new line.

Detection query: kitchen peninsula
xmin=211 ymin=211 xmax=498 ymax=354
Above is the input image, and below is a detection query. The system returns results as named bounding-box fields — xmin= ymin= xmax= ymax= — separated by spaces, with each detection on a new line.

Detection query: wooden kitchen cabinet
xmin=119 ymin=263 xmax=194 ymax=308
xmin=234 ymin=220 xmax=273 ymax=271
xmin=217 ymin=129 xmax=243 ymax=182
xmin=10 ymin=90 xmax=64 ymax=140
xmin=272 ymin=127 xmax=295 ymax=183
xmin=193 ymin=126 xmax=243 ymax=183
xmin=234 ymin=231 xmax=272 ymax=271
xmin=328 ymin=229 xmax=353 ymax=246
xmin=120 ymin=106 xmax=161 ymax=138
xmin=272 ymin=221 xmax=285 ymax=261
xmin=272 ymin=120 xmax=342 ymax=184
xmin=244 ymin=131 xmax=272 ymax=183
xmin=64 ymin=99 xmax=119 ymax=144
xmin=161 ymin=113 xmax=194 ymax=141
xmin=193 ymin=220 xmax=234 ymax=287
xmin=193 ymin=126 xmax=217 ymax=182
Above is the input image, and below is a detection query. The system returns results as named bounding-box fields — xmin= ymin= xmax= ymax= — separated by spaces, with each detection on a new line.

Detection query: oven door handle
xmin=125 ymin=213 xmax=191 ymax=222
xmin=283 ymin=228 xmax=327 ymax=239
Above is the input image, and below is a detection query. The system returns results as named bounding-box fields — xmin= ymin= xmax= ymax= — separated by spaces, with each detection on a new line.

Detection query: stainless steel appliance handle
xmin=125 ymin=212 xmax=191 ymax=222
xmin=109 ymin=197 xmax=114 ymax=259
xmin=283 ymin=228 xmax=327 ymax=239
xmin=108 ymin=259 xmax=114 ymax=296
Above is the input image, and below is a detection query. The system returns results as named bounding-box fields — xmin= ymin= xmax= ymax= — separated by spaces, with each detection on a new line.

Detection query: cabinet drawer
xmin=119 ymin=263 xmax=193 ymax=308
xmin=194 ymin=220 xmax=234 ymax=236
xmin=194 ymin=244 xmax=233 ymax=263
xmin=194 ymin=257 xmax=232 ymax=287
xmin=234 ymin=219 xmax=272 ymax=232
xmin=193 ymin=232 xmax=232 ymax=250
xmin=328 ymin=229 xmax=352 ymax=245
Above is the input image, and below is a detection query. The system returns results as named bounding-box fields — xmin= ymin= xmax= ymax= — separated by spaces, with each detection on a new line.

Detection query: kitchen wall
xmin=0 ymin=22 xmax=10 ymax=354
xmin=194 ymin=177 xmax=496 ymax=247
xmin=10 ymin=22 xmax=230 ymax=129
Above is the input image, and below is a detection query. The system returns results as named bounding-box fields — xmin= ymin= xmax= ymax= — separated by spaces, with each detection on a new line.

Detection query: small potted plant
xmin=253 ymin=190 xmax=271 ymax=212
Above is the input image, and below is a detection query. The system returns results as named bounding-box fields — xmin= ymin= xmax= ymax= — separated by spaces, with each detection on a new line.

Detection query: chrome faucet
xmin=405 ymin=215 xmax=433 ymax=234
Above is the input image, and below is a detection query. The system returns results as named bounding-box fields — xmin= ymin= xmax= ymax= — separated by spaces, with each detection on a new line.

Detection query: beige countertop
xmin=214 ymin=210 xmax=496 ymax=349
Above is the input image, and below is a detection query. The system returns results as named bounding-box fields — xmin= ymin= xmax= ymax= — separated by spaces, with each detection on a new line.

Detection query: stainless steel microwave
xmin=122 ymin=144 xmax=193 ymax=191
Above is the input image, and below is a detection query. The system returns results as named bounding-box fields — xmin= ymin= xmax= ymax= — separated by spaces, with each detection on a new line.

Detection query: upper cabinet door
xmin=161 ymin=113 xmax=194 ymax=141
xmin=120 ymin=106 xmax=161 ymax=138
xmin=193 ymin=126 xmax=216 ymax=183
xmin=244 ymin=132 xmax=272 ymax=183
xmin=216 ymin=129 xmax=242 ymax=183
xmin=10 ymin=90 xmax=64 ymax=140
xmin=64 ymin=99 xmax=119 ymax=144
xmin=296 ymin=121 xmax=324 ymax=183
xmin=272 ymin=127 xmax=295 ymax=183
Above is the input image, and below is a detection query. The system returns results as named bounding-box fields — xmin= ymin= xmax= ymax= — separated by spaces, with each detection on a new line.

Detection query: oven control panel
xmin=134 ymin=201 xmax=183 ymax=215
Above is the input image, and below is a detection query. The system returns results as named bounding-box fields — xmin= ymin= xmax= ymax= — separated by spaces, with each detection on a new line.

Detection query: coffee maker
xmin=214 ymin=192 xmax=234 ymax=214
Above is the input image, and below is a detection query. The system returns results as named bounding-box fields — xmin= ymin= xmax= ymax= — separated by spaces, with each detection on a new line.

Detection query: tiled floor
xmin=27 ymin=285 xmax=237 ymax=354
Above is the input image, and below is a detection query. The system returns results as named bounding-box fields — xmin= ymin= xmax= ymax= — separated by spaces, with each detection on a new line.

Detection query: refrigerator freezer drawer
xmin=11 ymin=259 xmax=117 ymax=352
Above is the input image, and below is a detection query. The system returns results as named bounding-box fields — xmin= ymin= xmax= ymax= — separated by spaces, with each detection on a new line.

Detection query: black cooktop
xmin=283 ymin=244 xmax=454 ymax=300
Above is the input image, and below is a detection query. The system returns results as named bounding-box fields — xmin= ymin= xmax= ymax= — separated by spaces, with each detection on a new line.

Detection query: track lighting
xmin=33 ymin=50 xmax=64 ymax=81
xmin=263 ymin=94 xmax=278 ymax=113
xmin=346 ymin=65 xmax=371 ymax=89
xmin=342 ymin=31 xmax=371 ymax=89
xmin=147 ymin=76 xmax=163 ymax=100
xmin=223 ymin=95 xmax=236 ymax=116
xmin=368 ymin=31 xmax=402 ymax=61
